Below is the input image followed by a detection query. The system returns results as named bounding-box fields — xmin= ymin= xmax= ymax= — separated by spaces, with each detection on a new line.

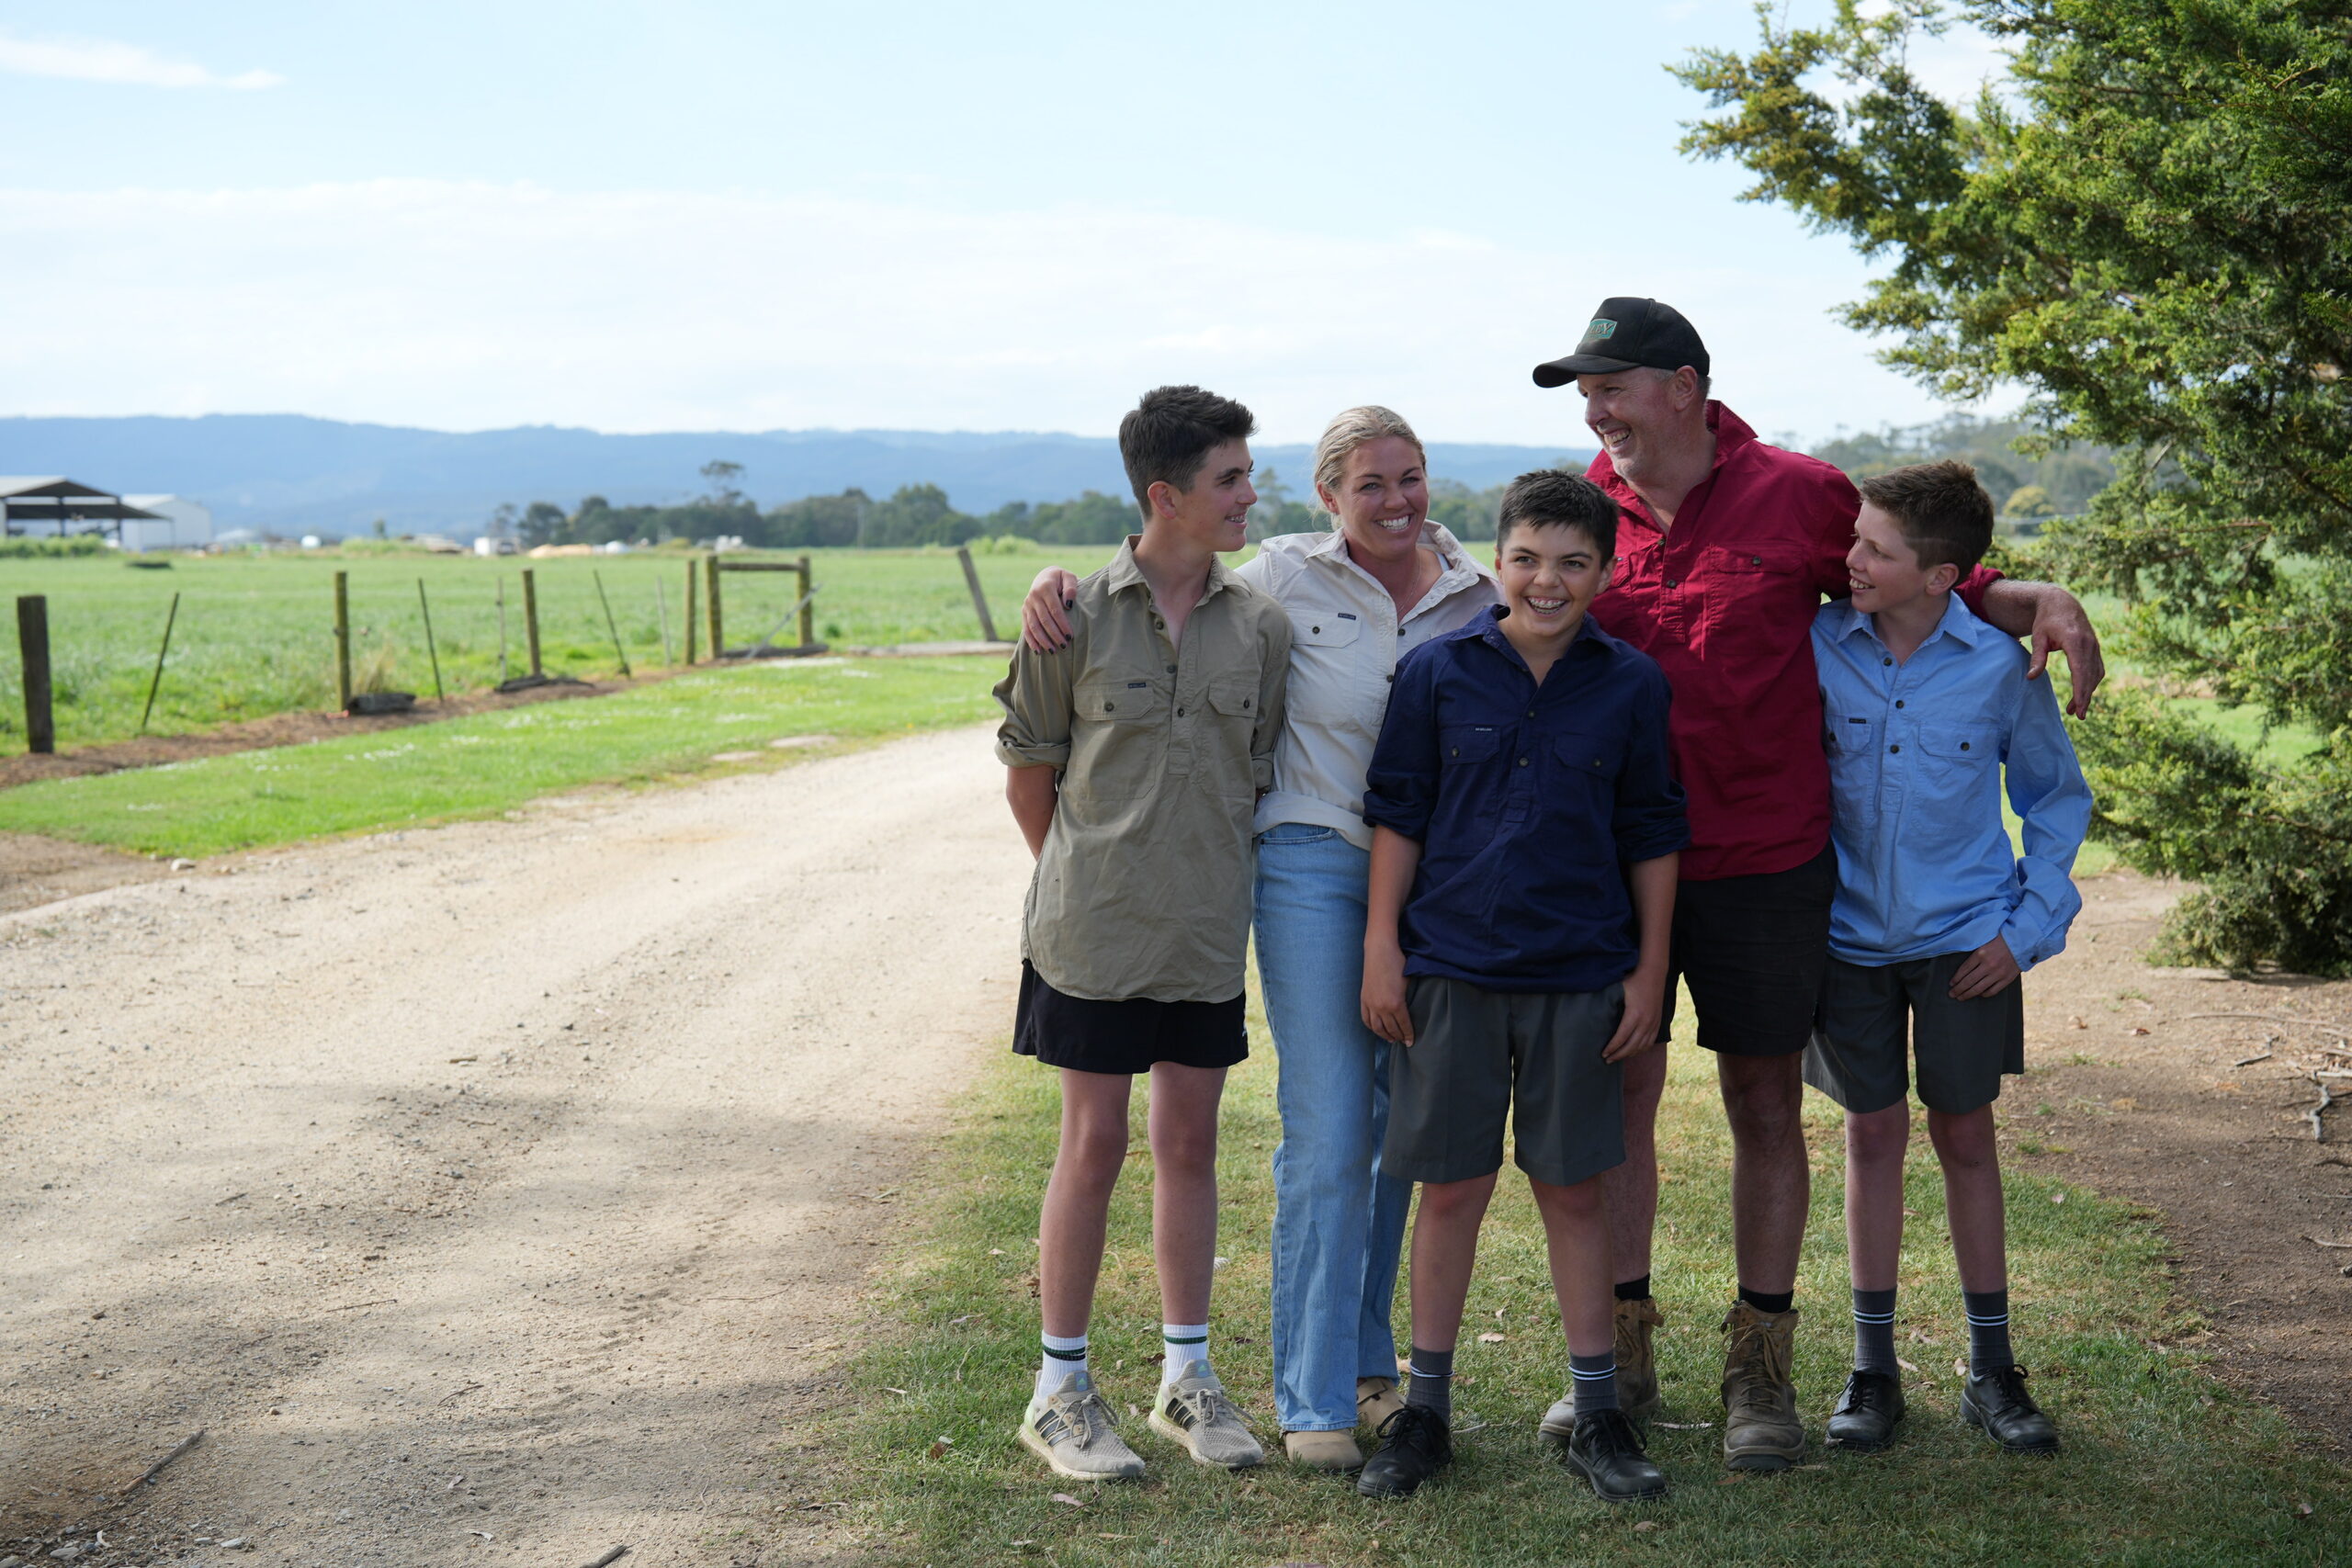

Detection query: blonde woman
xmin=1020 ymin=407 xmax=1498 ymax=1471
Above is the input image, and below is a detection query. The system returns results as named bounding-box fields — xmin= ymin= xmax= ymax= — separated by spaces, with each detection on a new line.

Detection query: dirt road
xmin=1 ymin=725 xmax=1028 ymax=1565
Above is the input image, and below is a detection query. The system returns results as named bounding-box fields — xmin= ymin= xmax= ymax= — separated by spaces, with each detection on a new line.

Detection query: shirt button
xmin=1450 ymin=747 xmax=1460 ymax=757
xmin=1889 ymin=744 xmax=1900 ymax=753
xmin=1518 ymin=757 xmax=1529 ymax=767
xmin=1311 ymin=625 xmax=1321 ymax=634
xmin=1165 ymin=664 xmax=1176 ymax=673
xmin=1176 ymin=707 xmax=1185 ymax=716
xmin=1895 ymin=699 xmax=1905 ymax=708
xmin=1883 ymin=657 xmax=1893 ymax=667
xmin=1666 ymin=578 xmax=1679 ymax=588
xmin=1527 ymin=709 xmax=1536 ymax=718
xmin=1960 ymin=740 xmax=1970 ymax=750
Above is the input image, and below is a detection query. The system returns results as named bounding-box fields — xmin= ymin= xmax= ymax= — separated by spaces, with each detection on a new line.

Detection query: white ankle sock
xmin=1036 ymin=1332 xmax=1089 ymax=1403
xmin=1161 ymin=1322 xmax=1210 ymax=1385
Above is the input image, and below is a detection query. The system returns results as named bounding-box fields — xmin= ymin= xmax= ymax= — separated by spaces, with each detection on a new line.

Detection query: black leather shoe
xmin=1355 ymin=1404 xmax=1453 ymax=1498
xmin=1563 ymin=1408 xmax=1668 ymax=1502
xmin=1826 ymin=1369 xmax=1906 ymax=1452
xmin=1961 ymin=1364 xmax=2059 ymax=1454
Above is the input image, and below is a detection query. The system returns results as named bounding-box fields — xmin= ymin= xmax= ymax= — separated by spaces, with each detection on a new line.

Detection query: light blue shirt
xmin=1812 ymin=595 xmax=2092 ymax=970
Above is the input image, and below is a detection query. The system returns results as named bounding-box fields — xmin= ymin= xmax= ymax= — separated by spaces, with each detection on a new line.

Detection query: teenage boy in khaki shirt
xmin=993 ymin=385 xmax=1291 ymax=1480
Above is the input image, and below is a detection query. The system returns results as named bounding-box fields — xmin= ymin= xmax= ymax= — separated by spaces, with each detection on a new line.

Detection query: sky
xmin=0 ymin=1 xmax=2016 ymax=448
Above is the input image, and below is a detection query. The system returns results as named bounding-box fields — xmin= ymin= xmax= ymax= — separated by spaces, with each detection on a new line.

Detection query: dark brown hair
xmin=1118 ymin=386 xmax=1257 ymax=513
xmin=1496 ymin=469 xmax=1621 ymax=557
xmin=1857 ymin=459 xmax=1996 ymax=574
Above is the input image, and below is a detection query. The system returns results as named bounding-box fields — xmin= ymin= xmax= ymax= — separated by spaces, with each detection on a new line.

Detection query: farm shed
xmin=0 ymin=477 xmax=163 ymax=542
xmin=120 ymin=494 xmax=215 ymax=552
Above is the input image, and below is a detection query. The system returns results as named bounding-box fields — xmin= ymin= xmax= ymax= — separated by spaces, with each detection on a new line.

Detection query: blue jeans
xmin=1254 ymin=822 xmax=1412 ymax=1433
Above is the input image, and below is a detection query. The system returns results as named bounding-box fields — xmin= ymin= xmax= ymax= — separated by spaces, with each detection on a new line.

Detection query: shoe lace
xmin=1170 ymin=1383 xmax=1239 ymax=1429
xmin=1374 ymin=1404 xmax=1442 ymax=1458
xmin=1724 ymin=1314 xmax=1793 ymax=1410
xmin=1581 ymin=1406 xmax=1642 ymax=1457
xmin=1984 ymin=1364 xmax=2041 ymax=1411
xmin=1047 ymin=1388 xmax=1110 ymax=1450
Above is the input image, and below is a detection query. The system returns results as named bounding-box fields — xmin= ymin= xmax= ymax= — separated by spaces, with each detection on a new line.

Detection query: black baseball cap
xmin=1532 ymin=297 xmax=1711 ymax=387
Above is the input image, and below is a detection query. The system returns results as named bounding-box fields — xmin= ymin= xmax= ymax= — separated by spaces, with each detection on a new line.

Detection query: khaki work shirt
xmin=994 ymin=537 xmax=1292 ymax=1002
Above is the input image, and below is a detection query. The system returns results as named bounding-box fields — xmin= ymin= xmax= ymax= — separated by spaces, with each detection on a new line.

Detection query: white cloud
xmin=0 ymin=31 xmax=283 ymax=90
xmin=0 ymin=180 xmax=1953 ymax=446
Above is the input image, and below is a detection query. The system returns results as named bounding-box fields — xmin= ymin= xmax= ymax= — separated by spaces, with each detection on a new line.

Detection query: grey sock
xmin=1964 ymin=1289 xmax=2013 ymax=1376
xmin=1569 ymin=1351 xmax=1618 ymax=1416
xmin=1405 ymin=1345 xmax=1453 ymax=1423
xmin=1852 ymin=1287 xmax=1899 ymax=1376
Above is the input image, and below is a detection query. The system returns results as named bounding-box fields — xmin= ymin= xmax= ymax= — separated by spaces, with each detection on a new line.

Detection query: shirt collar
xmin=1304 ymin=518 xmax=1496 ymax=586
xmin=1454 ymin=602 xmax=1608 ymax=665
xmin=1832 ymin=592 xmax=1985 ymax=653
xmin=1104 ymin=534 xmax=1238 ymax=601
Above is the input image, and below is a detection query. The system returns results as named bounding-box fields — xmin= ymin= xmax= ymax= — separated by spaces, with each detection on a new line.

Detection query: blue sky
xmin=0 ymin=1 xmax=2013 ymax=446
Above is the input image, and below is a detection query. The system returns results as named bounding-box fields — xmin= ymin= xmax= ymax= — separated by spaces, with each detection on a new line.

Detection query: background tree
xmin=1677 ymin=0 xmax=2352 ymax=971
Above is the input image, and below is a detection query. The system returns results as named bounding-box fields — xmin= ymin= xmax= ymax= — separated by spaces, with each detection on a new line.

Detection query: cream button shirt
xmin=1236 ymin=522 xmax=1498 ymax=850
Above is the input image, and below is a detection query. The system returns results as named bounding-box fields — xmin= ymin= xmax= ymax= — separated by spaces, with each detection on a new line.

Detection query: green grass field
xmin=0 ymin=544 xmax=1117 ymax=750
xmin=825 ymin=976 xmax=2346 ymax=1568
xmin=0 ymin=654 xmax=1001 ymax=857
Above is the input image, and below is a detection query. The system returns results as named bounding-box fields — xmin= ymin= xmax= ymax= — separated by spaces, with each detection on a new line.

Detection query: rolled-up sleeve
xmin=1250 ymin=611 xmax=1292 ymax=794
xmin=1612 ymin=662 xmax=1690 ymax=862
xmin=993 ymin=634 xmax=1077 ymax=770
xmin=1998 ymin=673 xmax=2091 ymax=969
xmin=1361 ymin=645 xmax=1442 ymax=841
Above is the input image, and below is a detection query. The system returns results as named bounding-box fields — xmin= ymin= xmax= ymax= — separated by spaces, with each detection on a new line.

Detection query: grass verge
xmin=0 ymin=655 xmax=1000 ymax=857
xmin=825 ymin=976 xmax=2345 ymax=1567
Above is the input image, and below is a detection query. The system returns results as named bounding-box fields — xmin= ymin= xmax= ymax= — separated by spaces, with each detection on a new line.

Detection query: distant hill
xmin=0 ymin=414 xmax=1592 ymax=539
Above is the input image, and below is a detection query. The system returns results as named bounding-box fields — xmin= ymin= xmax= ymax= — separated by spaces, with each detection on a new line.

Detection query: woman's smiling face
xmin=1317 ymin=435 xmax=1429 ymax=566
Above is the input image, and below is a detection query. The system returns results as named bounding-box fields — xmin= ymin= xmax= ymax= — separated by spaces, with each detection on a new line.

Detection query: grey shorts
xmin=1383 ymin=976 xmax=1626 ymax=1189
xmin=1804 ymin=952 xmax=2025 ymax=1115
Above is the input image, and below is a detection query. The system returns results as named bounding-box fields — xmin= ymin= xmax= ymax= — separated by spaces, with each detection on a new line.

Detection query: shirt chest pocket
xmin=1442 ymin=725 xmax=1504 ymax=766
xmin=1823 ymin=713 xmax=1881 ymax=818
xmin=1551 ymin=727 xmax=1626 ymax=787
xmin=1284 ymin=611 xmax=1374 ymax=730
xmin=1701 ymin=543 xmax=1811 ymax=660
xmin=1069 ymin=677 xmax=1167 ymax=800
xmin=1917 ymin=721 xmax=2000 ymax=792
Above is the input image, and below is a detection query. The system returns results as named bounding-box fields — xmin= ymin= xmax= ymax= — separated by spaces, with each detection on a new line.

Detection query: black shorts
xmin=1659 ymin=842 xmax=1837 ymax=1058
xmin=1804 ymin=952 xmax=2025 ymax=1115
xmin=1012 ymin=962 xmax=1249 ymax=1077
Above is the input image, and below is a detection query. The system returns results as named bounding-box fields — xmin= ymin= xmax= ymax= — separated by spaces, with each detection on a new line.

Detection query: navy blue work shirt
xmin=1362 ymin=606 xmax=1689 ymax=993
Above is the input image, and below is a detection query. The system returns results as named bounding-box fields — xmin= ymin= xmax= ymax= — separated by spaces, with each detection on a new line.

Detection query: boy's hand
xmin=1020 ymin=568 xmax=1083 ymax=652
xmin=1361 ymin=941 xmax=1415 ymax=1046
xmin=1949 ymin=934 xmax=2020 ymax=999
xmin=1602 ymin=965 xmax=1668 ymax=1063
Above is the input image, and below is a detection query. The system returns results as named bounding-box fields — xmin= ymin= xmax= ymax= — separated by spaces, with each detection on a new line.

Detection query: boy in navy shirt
xmin=1806 ymin=460 xmax=2090 ymax=1457
xmin=1357 ymin=470 xmax=1687 ymax=1503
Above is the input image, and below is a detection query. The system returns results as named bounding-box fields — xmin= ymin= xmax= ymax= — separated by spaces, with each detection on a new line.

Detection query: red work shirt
xmin=1586 ymin=402 xmax=1998 ymax=882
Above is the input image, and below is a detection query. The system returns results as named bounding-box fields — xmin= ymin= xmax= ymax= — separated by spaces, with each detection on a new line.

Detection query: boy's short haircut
xmin=1496 ymin=469 xmax=1621 ymax=558
xmin=1857 ymin=459 xmax=1996 ymax=574
xmin=1118 ymin=386 xmax=1258 ymax=513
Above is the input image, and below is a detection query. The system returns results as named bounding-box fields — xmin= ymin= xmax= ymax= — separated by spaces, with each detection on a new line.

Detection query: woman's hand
xmin=1601 ymin=964 xmax=1667 ymax=1063
xmin=1361 ymin=940 xmax=1415 ymax=1046
xmin=1020 ymin=568 xmax=1083 ymax=652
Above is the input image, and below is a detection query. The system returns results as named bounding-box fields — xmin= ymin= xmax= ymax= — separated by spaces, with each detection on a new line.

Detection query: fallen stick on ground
xmin=2186 ymin=1011 xmax=2351 ymax=1043
xmin=322 ymin=1298 xmax=397 ymax=1313
xmin=2306 ymin=1235 xmax=2352 ymax=1249
xmin=2309 ymin=1074 xmax=2341 ymax=1142
xmin=582 ymin=1548 xmax=629 ymax=1568
xmin=130 ymin=1429 xmax=204 ymax=1491
xmin=2233 ymin=1050 xmax=2274 ymax=1067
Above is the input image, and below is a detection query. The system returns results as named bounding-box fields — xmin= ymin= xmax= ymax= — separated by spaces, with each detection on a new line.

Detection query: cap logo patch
xmin=1586 ymin=318 xmax=1618 ymax=340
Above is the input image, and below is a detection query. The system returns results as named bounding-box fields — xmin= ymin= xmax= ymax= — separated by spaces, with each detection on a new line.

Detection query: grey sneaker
xmin=1019 ymin=1374 xmax=1145 ymax=1481
xmin=1148 ymin=1362 xmax=1265 ymax=1469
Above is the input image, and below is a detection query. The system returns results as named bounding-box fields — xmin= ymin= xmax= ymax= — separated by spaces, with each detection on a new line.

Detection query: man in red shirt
xmin=1527 ymin=298 xmax=2103 ymax=1472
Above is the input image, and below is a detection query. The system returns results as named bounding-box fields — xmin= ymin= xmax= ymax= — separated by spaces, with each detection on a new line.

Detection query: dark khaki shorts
xmin=1383 ymin=976 xmax=1626 ymax=1188
xmin=1804 ymin=952 xmax=2025 ymax=1115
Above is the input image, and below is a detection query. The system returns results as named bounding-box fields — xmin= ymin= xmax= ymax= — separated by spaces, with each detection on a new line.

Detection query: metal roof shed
xmin=0 ymin=477 xmax=164 ymax=541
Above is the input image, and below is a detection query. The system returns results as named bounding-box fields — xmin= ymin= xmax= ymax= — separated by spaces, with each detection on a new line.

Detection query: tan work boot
xmin=1356 ymin=1376 xmax=1406 ymax=1431
xmin=1615 ymin=1296 xmax=1665 ymax=1422
xmin=1719 ymin=1300 xmax=1804 ymax=1471
xmin=1283 ymin=1428 xmax=1363 ymax=1471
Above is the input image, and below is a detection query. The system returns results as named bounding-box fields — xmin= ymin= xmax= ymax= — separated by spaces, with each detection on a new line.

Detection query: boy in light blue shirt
xmin=1805 ymin=460 xmax=2090 ymax=1460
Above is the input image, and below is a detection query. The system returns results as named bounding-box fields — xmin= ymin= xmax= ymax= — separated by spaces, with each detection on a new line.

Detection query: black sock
xmin=1964 ymin=1289 xmax=2013 ymax=1376
xmin=1738 ymin=1284 xmax=1794 ymax=1316
xmin=1614 ymin=1274 xmax=1653 ymax=1303
xmin=1404 ymin=1345 xmax=1454 ymax=1423
xmin=1851 ymin=1287 xmax=1899 ymax=1376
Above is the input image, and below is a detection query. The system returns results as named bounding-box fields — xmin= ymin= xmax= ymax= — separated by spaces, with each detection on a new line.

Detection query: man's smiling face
xmin=1153 ymin=438 xmax=1258 ymax=554
xmin=1575 ymin=367 xmax=1685 ymax=486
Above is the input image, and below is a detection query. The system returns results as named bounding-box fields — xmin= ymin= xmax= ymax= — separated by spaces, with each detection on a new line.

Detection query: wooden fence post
xmin=955 ymin=544 xmax=998 ymax=642
xmin=521 ymin=568 xmax=543 ymax=677
xmin=334 ymin=570 xmax=352 ymax=711
xmin=797 ymin=554 xmax=817 ymax=650
xmin=16 ymin=594 xmax=53 ymax=755
xmin=138 ymin=591 xmax=182 ymax=733
xmin=704 ymin=554 xmax=723 ymax=659
xmin=684 ymin=561 xmax=699 ymax=663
